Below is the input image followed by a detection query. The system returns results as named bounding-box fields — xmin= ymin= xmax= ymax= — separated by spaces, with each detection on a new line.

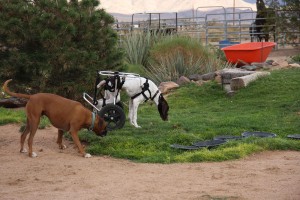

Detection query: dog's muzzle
xmin=100 ymin=129 xmax=107 ymax=137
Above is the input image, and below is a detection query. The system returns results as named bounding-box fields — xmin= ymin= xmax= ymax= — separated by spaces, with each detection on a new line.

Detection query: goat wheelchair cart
xmin=83 ymin=71 xmax=140 ymax=131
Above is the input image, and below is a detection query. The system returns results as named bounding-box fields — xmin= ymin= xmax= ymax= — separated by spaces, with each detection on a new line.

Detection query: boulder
xmin=214 ymin=74 xmax=222 ymax=84
xmin=192 ymin=80 xmax=204 ymax=86
xmin=250 ymin=62 xmax=267 ymax=69
xmin=189 ymin=74 xmax=202 ymax=81
xmin=177 ymin=76 xmax=190 ymax=85
xmin=266 ymin=60 xmax=274 ymax=65
xmin=201 ymin=72 xmax=216 ymax=81
xmin=289 ymin=63 xmax=300 ymax=68
xmin=158 ymin=81 xmax=179 ymax=94
xmin=241 ymin=65 xmax=259 ymax=71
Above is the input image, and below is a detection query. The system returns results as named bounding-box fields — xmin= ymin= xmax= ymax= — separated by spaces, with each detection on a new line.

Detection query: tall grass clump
xmin=146 ymin=36 xmax=234 ymax=83
xmin=122 ymin=31 xmax=153 ymax=66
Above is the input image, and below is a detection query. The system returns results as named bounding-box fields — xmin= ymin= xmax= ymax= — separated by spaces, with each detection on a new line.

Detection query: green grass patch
xmin=2 ymin=68 xmax=300 ymax=163
xmin=0 ymin=107 xmax=50 ymax=129
xmin=0 ymin=107 xmax=25 ymax=125
xmin=83 ymin=68 xmax=300 ymax=163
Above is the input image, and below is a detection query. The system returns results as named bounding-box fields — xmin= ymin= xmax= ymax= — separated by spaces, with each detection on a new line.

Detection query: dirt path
xmin=0 ymin=124 xmax=299 ymax=200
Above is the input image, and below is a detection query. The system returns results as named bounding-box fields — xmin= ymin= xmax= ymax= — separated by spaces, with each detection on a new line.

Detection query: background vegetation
xmin=147 ymin=36 xmax=233 ymax=83
xmin=0 ymin=0 xmax=123 ymax=100
xmin=122 ymin=32 xmax=233 ymax=84
xmin=1 ymin=0 xmax=230 ymax=100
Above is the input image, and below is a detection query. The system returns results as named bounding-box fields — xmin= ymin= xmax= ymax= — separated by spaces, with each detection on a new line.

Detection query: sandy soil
xmin=268 ymin=46 xmax=299 ymax=61
xmin=0 ymin=124 xmax=300 ymax=200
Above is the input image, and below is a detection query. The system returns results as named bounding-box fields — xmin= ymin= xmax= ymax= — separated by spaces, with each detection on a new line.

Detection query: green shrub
xmin=146 ymin=36 xmax=234 ymax=83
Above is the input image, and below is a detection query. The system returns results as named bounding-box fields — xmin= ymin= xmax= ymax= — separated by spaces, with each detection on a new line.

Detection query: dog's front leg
xmin=131 ymin=99 xmax=141 ymax=128
xmin=70 ymin=131 xmax=91 ymax=158
xmin=57 ymin=129 xmax=67 ymax=150
xmin=128 ymin=99 xmax=133 ymax=121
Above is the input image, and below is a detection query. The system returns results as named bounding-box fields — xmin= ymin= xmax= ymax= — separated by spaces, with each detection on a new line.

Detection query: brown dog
xmin=3 ymin=79 xmax=107 ymax=158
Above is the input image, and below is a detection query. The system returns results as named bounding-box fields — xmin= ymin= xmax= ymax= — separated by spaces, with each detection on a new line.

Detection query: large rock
xmin=241 ymin=65 xmax=259 ymax=71
xmin=189 ymin=72 xmax=216 ymax=81
xmin=158 ymin=81 xmax=179 ymax=94
xmin=177 ymin=76 xmax=190 ymax=85
xmin=0 ymin=97 xmax=27 ymax=108
xmin=201 ymin=72 xmax=216 ymax=81
xmin=289 ymin=63 xmax=300 ymax=68
xmin=189 ymin=74 xmax=202 ymax=81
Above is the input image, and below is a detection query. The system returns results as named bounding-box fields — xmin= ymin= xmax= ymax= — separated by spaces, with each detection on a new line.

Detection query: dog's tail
xmin=3 ymin=79 xmax=31 ymax=99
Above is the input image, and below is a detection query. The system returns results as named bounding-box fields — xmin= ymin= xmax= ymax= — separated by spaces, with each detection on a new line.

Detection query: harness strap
xmin=142 ymin=92 xmax=149 ymax=102
xmin=118 ymin=76 xmax=125 ymax=89
xmin=131 ymin=79 xmax=149 ymax=101
xmin=115 ymin=76 xmax=125 ymax=101
xmin=102 ymin=74 xmax=125 ymax=106
xmin=131 ymin=79 xmax=160 ymax=102
xmin=131 ymin=92 xmax=140 ymax=100
xmin=151 ymin=90 xmax=160 ymax=101
xmin=93 ymin=73 xmax=101 ymax=105
xmin=89 ymin=112 xmax=96 ymax=131
xmin=102 ymin=98 xmax=106 ymax=107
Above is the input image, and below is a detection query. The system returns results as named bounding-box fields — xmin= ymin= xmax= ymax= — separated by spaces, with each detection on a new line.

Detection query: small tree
xmin=265 ymin=0 xmax=300 ymax=44
xmin=0 ymin=0 xmax=123 ymax=99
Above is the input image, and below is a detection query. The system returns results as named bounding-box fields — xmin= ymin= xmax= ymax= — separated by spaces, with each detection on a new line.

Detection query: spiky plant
xmin=146 ymin=36 xmax=234 ymax=83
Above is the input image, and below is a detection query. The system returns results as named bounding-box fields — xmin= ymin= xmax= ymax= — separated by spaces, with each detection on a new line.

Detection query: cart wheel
xmin=98 ymin=104 xmax=125 ymax=131
xmin=116 ymin=101 xmax=124 ymax=109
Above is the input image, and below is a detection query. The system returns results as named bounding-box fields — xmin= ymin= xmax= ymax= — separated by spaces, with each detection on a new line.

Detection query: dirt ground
xmin=1 ymin=47 xmax=300 ymax=200
xmin=0 ymin=124 xmax=300 ymax=200
xmin=268 ymin=46 xmax=299 ymax=60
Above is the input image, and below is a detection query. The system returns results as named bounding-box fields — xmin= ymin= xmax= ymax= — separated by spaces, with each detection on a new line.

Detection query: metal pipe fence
xmin=112 ymin=9 xmax=300 ymax=48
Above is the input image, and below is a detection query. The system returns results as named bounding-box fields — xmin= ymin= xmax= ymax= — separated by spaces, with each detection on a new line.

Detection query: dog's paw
xmin=31 ymin=152 xmax=37 ymax=158
xmin=59 ymin=144 xmax=67 ymax=150
xmin=20 ymin=148 xmax=27 ymax=153
xmin=133 ymin=124 xmax=141 ymax=128
xmin=130 ymin=121 xmax=141 ymax=128
xmin=84 ymin=153 xmax=92 ymax=158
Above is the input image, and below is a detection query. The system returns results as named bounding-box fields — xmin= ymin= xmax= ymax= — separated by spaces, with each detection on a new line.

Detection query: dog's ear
xmin=158 ymin=95 xmax=169 ymax=121
xmin=97 ymin=117 xmax=107 ymax=136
